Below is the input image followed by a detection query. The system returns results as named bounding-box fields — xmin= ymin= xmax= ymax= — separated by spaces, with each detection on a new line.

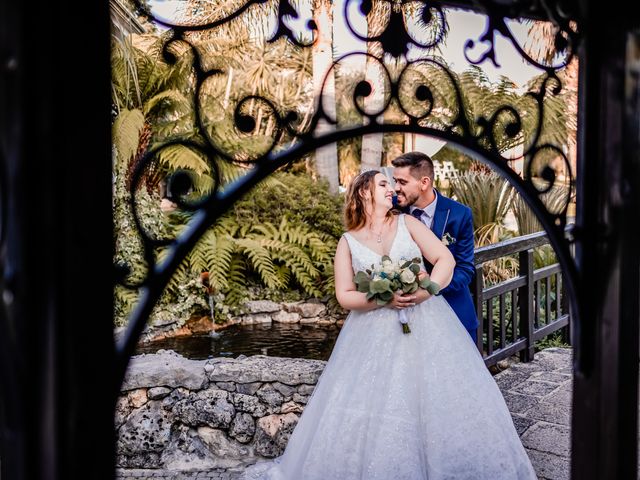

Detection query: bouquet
xmin=353 ymin=256 xmax=441 ymax=333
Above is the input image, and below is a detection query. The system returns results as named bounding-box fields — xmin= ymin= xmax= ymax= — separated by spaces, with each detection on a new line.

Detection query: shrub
xmin=229 ymin=171 xmax=344 ymax=240
xmin=114 ymin=169 xmax=344 ymax=329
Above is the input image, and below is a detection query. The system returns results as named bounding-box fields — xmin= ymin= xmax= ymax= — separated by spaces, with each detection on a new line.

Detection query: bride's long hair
xmin=343 ymin=170 xmax=393 ymax=231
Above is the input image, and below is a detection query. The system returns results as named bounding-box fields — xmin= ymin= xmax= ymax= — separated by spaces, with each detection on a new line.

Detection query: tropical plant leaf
xmin=155 ymin=144 xmax=211 ymax=176
xmin=235 ymin=238 xmax=282 ymax=289
xmin=450 ymin=170 xmax=514 ymax=245
xmin=113 ymin=108 xmax=145 ymax=164
xmin=144 ymin=89 xmax=192 ymax=117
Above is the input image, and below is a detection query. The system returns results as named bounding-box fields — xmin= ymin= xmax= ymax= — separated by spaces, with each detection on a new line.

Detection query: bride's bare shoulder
xmin=403 ymin=214 xmax=424 ymax=229
xmin=343 ymin=228 xmax=365 ymax=242
xmin=402 ymin=213 xmax=424 ymax=230
xmin=337 ymin=234 xmax=351 ymax=249
xmin=335 ymin=235 xmax=353 ymax=264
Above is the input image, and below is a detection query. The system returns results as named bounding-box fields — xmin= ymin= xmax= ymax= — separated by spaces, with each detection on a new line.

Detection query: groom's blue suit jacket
xmin=402 ymin=193 xmax=478 ymax=332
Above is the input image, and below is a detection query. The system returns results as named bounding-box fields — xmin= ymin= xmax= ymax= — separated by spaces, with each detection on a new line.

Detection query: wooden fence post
xmin=473 ymin=265 xmax=484 ymax=353
xmin=518 ymin=249 xmax=535 ymax=362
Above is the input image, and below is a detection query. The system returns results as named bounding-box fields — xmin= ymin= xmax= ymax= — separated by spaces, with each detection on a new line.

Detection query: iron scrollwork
xmin=115 ymin=0 xmax=582 ymax=384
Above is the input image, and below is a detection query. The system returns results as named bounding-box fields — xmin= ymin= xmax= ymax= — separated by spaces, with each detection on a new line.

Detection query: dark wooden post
xmin=0 ymin=2 xmax=114 ymax=479
xmin=518 ymin=249 xmax=535 ymax=362
xmin=472 ymin=265 xmax=484 ymax=352
xmin=560 ymin=274 xmax=571 ymax=344
xmin=571 ymin=8 xmax=640 ymax=479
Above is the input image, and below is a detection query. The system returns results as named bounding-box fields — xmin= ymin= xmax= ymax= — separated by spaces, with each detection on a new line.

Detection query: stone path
xmin=116 ymin=347 xmax=573 ymax=480
xmin=495 ymin=347 xmax=572 ymax=480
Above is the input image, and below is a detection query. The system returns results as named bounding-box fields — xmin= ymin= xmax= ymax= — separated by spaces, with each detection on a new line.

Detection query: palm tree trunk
xmin=223 ymin=66 xmax=234 ymax=109
xmin=265 ymin=114 xmax=275 ymax=137
xmin=126 ymin=121 xmax=152 ymax=191
xmin=360 ymin=12 xmax=385 ymax=172
xmin=312 ymin=0 xmax=339 ymax=192
xmin=254 ymin=107 xmax=264 ymax=135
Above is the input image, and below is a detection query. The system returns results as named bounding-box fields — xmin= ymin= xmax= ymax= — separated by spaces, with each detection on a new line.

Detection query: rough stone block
xmin=521 ymin=422 xmax=571 ymax=457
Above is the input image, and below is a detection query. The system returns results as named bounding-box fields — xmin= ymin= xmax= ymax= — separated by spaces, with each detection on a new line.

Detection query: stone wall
xmin=139 ymin=299 xmax=345 ymax=343
xmin=230 ymin=300 xmax=341 ymax=326
xmin=117 ymin=350 xmax=325 ymax=470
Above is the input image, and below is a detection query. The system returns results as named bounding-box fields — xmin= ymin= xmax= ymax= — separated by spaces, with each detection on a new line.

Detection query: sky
xmin=427 ymin=8 xmax=542 ymax=87
xmin=146 ymin=0 xmax=543 ymax=88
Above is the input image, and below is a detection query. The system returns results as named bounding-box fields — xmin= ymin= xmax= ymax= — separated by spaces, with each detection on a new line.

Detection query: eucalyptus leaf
xmin=378 ymin=291 xmax=393 ymax=302
xmin=419 ymin=278 xmax=432 ymax=289
xmin=371 ymin=278 xmax=391 ymax=293
xmin=354 ymin=271 xmax=370 ymax=283
xmin=426 ymin=281 xmax=441 ymax=295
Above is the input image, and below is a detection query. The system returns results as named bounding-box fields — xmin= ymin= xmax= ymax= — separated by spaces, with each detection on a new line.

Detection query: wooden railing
xmin=471 ymin=230 xmax=571 ymax=367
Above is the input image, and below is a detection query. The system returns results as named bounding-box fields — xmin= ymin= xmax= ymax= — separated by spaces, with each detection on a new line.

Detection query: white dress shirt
xmin=409 ymin=191 xmax=438 ymax=230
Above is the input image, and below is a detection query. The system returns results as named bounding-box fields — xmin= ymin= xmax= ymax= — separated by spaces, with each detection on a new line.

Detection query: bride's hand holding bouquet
xmin=353 ymin=256 xmax=440 ymax=333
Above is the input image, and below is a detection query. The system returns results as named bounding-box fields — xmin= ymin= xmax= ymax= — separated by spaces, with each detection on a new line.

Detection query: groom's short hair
xmin=391 ymin=151 xmax=434 ymax=180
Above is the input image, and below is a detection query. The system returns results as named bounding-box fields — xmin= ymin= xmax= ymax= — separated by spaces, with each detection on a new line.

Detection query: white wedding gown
xmin=242 ymin=214 xmax=537 ymax=480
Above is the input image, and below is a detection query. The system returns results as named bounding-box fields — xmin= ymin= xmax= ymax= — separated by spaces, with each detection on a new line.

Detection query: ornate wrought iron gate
xmin=1 ymin=0 xmax=639 ymax=479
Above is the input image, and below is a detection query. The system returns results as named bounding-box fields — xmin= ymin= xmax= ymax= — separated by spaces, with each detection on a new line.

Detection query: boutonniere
xmin=442 ymin=232 xmax=457 ymax=246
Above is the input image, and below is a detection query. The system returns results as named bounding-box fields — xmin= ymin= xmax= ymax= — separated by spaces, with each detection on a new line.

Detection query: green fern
xmin=114 ymin=285 xmax=141 ymax=327
xmin=225 ymin=256 xmax=249 ymax=306
xmin=235 ymin=238 xmax=283 ymax=289
xmin=165 ymin=212 xmax=336 ymax=306
xmin=170 ymin=260 xmax=191 ymax=296
xmin=143 ymin=89 xmax=192 ymax=117
xmin=113 ymin=109 xmax=145 ymax=163
xmin=154 ymin=144 xmax=210 ymax=177
xmin=210 ymin=236 xmax=236 ymax=292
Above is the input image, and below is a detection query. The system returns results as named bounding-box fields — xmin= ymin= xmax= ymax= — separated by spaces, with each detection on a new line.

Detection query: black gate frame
xmin=1 ymin=0 xmax=639 ymax=479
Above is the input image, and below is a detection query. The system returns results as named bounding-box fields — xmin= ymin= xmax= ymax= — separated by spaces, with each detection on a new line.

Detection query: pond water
xmin=135 ymin=322 xmax=343 ymax=361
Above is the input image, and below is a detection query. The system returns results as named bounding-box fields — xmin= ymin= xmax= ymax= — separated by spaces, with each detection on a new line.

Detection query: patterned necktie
xmin=411 ymin=208 xmax=426 ymax=221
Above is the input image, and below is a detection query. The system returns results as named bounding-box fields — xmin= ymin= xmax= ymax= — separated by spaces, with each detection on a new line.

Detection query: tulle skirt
xmin=241 ymin=296 xmax=537 ymax=480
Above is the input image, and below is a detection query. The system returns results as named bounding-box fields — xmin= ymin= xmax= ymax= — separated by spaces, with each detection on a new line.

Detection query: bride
xmin=242 ymin=170 xmax=537 ymax=479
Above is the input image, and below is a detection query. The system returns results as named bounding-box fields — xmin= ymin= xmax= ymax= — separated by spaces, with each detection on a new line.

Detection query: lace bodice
xmin=342 ymin=214 xmax=423 ymax=274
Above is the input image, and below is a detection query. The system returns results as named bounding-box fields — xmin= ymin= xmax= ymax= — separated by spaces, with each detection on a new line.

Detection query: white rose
xmin=399 ymin=269 xmax=416 ymax=284
xmin=381 ymin=263 xmax=396 ymax=275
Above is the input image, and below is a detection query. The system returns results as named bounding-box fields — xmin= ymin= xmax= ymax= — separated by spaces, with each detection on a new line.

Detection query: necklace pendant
xmin=377 ymin=235 xmax=382 ymax=243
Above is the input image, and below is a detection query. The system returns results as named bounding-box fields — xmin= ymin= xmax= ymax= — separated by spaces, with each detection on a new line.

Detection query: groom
xmin=391 ymin=151 xmax=479 ymax=343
